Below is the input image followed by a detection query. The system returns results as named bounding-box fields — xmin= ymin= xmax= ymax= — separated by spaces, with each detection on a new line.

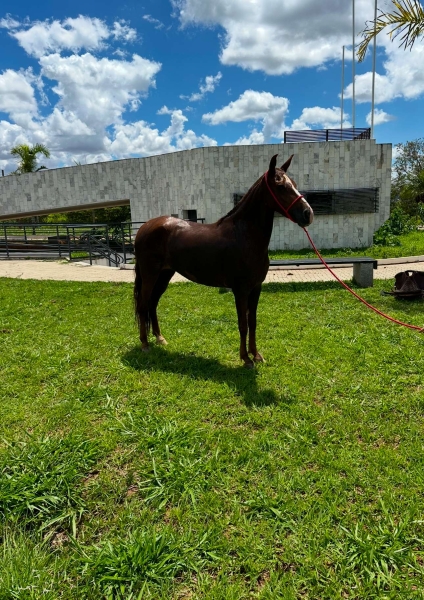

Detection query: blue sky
xmin=1 ymin=0 xmax=423 ymax=172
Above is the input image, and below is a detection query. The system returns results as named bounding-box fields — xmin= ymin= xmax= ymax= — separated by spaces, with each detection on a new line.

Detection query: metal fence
xmin=0 ymin=219 xmax=205 ymax=265
xmin=283 ymin=128 xmax=371 ymax=143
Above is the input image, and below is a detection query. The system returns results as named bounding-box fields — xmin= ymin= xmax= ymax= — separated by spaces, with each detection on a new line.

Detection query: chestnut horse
xmin=134 ymin=154 xmax=313 ymax=368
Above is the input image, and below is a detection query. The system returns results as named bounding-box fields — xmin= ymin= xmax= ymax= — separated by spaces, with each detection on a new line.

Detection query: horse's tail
xmin=134 ymin=260 xmax=150 ymax=334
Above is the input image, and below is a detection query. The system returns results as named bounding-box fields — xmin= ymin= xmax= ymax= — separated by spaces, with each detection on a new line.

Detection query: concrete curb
xmin=377 ymin=255 xmax=424 ymax=265
xmin=268 ymin=255 xmax=424 ymax=271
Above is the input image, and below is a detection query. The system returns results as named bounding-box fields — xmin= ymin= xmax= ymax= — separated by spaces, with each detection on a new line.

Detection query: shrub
xmin=373 ymin=205 xmax=415 ymax=246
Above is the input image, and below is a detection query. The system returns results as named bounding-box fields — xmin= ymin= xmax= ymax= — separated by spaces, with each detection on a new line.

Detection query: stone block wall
xmin=0 ymin=139 xmax=391 ymax=250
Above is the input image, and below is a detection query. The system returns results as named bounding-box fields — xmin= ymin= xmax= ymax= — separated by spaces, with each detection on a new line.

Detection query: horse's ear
xmin=268 ymin=154 xmax=278 ymax=179
xmin=280 ymin=154 xmax=294 ymax=172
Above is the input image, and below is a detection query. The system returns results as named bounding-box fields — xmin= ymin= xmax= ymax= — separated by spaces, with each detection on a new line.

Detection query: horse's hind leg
xmin=135 ymin=267 xmax=159 ymax=352
xmin=150 ymin=269 xmax=175 ymax=345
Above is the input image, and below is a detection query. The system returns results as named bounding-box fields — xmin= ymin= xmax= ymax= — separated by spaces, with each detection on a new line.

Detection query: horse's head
xmin=265 ymin=154 xmax=314 ymax=227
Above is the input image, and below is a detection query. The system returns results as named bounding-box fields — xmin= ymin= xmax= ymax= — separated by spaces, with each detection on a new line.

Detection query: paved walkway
xmin=1 ymin=258 xmax=424 ymax=285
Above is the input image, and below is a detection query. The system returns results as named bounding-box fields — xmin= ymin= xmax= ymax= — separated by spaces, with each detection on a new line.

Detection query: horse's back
xmin=135 ymin=216 xmax=177 ymax=248
xmin=134 ymin=216 xmax=199 ymax=267
xmin=135 ymin=216 xmax=213 ymax=250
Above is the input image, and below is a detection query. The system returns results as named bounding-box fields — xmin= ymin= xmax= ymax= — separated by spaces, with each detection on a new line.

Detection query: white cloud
xmin=162 ymin=108 xmax=217 ymax=150
xmin=108 ymin=109 xmax=217 ymax=157
xmin=344 ymin=72 xmax=395 ymax=104
xmin=217 ymin=100 xmax=353 ymax=145
xmin=1 ymin=104 xmax=217 ymax=170
xmin=143 ymin=15 xmax=165 ymax=29
xmin=203 ymin=90 xmax=289 ymax=141
xmin=366 ymin=108 xmax=395 ymax=126
xmin=108 ymin=121 xmax=172 ymax=156
xmin=44 ymin=107 xmax=95 ymax=137
xmin=172 ymin=0 xmax=374 ymax=75
xmin=0 ymin=121 xmax=28 ymax=161
xmin=112 ymin=20 xmax=137 ymax=42
xmin=290 ymin=106 xmax=351 ymax=130
xmin=0 ymin=14 xmax=20 ymax=30
xmin=181 ymin=72 xmax=222 ymax=102
xmin=391 ymin=145 xmax=402 ymax=163
xmin=344 ymin=37 xmax=424 ymax=105
xmin=0 ymin=18 xmax=217 ymax=171
xmin=228 ymin=129 xmax=265 ymax=146
xmin=6 ymin=15 xmax=135 ymax=58
xmin=203 ymin=90 xmax=288 ymax=124
xmin=0 ymin=68 xmax=38 ymax=125
xmin=39 ymin=53 xmax=161 ymax=130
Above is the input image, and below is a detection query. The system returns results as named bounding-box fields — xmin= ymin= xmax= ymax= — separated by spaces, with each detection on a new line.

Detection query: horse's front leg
xmin=248 ymin=284 xmax=264 ymax=363
xmin=233 ymin=291 xmax=253 ymax=368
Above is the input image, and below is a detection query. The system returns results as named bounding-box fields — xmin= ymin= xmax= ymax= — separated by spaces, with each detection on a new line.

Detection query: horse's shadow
xmin=122 ymin=346 xmax=296 ymax=408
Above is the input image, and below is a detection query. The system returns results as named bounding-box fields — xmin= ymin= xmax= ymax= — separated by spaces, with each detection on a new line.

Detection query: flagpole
xmin=352 ymin=0 xmax=356 ymax=129
xmin=370 ymin=0 xmax=378 ymax=138
xmin=341 ymin=45 xmax=345 ymax=135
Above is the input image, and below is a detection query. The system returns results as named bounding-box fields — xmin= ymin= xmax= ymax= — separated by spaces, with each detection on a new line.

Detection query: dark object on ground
xmin=383 ymin=270 xmax=424 ymax=299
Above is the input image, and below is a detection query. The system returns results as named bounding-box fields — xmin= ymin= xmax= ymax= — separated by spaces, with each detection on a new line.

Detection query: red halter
xmin=264 ymin=170 xmax=305 ymax=223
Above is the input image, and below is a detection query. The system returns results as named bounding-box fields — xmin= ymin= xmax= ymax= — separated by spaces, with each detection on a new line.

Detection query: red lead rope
xmin=302 ymin=227 xmax=424 ymax=333
xmin=263 ymin=169 xmax=423 ymax=332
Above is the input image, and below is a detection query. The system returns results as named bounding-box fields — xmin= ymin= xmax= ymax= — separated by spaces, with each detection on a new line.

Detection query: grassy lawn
xmin=1 ymin=277 xmax=424 ymax=599
xmin=270 ymin=229 xmax=424 ymax=260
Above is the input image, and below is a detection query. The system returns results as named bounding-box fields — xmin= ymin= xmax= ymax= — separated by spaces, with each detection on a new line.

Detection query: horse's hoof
xmin=141 ymin=345 xmax=150 ymax=353
xmin=156 ymin=336 xmax=168 ymax=345
xmin=253 ymin=353 xmax=265 ymax=363
xmin=244 ymin=360 xmax=255 ymax=369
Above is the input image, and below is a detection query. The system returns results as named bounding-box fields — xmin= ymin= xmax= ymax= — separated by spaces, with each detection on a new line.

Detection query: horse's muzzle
xmin=303 ymin=207 xmax=314 ymax=226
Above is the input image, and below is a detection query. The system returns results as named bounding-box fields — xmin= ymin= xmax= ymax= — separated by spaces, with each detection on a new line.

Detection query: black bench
xmin=269 ymin=257 xmax=378 ymax=287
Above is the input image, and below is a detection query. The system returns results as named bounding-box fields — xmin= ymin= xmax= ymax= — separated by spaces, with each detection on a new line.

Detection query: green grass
xmin=0 ymin=436 xmax=99 ymax=534
xmin=270 ymin=229 xmax=424 ymax=260
xmin=1 ymin=277 xmax=424 ymax=598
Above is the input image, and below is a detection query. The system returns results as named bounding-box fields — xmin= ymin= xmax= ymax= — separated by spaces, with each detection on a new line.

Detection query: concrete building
xmin=0 ymin=138 xmax=391 ymax=250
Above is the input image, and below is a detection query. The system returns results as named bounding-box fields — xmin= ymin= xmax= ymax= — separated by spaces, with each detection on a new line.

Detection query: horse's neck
xmin=232 ymin=181 xmax=275 ymax=247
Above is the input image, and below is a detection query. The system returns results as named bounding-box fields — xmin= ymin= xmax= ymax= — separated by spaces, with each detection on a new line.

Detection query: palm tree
xmin=357 ymin=0 xmax=424 ymax=62
xmin=10 ymin=143 xmax=51 ymax=174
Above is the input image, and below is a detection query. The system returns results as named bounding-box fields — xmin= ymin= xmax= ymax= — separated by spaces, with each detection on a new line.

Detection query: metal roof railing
xmin=284 ymin=128 xmax=371 ymax=143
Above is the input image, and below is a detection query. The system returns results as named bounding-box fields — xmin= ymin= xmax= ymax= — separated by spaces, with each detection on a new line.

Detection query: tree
xmin=400 ymin=169 xmax=424 ymax=202
xmin=392 ymin=138 xmax=424 ymax=189
xmin=357 ymin=0 xmax=424 ymax=62
xmin=10 ymin=143 xmax=51 ymax=174
xmin=391 ymin=138 xmax=424 ymax=215
xmin=42 ymin=205 xmax=131 ymax=224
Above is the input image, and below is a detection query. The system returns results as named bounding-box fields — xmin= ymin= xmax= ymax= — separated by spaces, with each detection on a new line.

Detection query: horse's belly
xmin=177 ymin=269 xmax=228 ymax=287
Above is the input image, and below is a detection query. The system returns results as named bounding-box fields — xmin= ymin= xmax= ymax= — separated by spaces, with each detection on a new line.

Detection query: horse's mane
xmin=217 ymin=173 xmax=264 ymax=225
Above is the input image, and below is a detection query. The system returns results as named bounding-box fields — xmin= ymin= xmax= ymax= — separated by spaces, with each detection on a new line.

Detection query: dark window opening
xmin=304 ymin=188 xmax=379 ymax=215
xmin=183 ymin=209 xmax=198 ymax=222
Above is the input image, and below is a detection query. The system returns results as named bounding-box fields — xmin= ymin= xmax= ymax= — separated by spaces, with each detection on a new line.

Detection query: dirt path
xmin=1 ymin=258 xmax=424 ymax=286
